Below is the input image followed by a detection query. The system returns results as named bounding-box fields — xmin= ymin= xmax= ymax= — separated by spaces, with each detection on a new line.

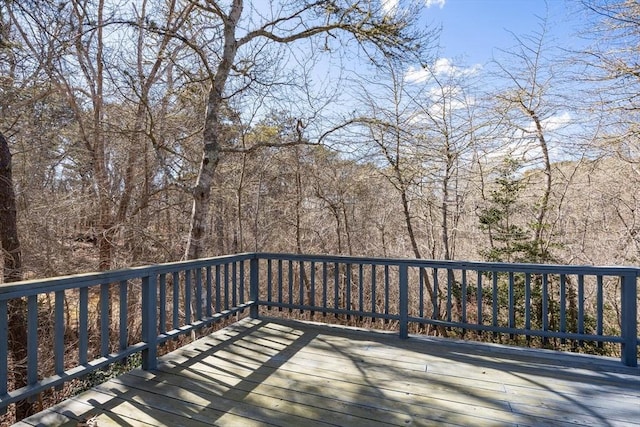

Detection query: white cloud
xmin=381 ymin=0 xmax=399 ymax=16
xmin=425 ymin=0 xmax=446 ymax=8
xmin=405 ymin=58 xmax=482 ymax=83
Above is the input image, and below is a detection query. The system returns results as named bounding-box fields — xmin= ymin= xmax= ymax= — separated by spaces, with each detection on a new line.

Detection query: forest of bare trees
xmin=1 ymin=0 xmax=638 ymax=279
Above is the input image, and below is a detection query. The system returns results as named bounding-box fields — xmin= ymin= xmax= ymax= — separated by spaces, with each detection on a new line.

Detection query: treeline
xmin=0 ymin=0 xmax=639 ymax=279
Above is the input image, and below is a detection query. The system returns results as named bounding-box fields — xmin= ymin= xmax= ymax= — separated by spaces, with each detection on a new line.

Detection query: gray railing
xmin=1 ymin=253 xmax=638 ymax=413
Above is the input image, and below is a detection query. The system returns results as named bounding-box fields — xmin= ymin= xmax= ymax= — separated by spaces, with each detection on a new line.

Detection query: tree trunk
xmin=0 ymin=131 xmax=34 ymax=420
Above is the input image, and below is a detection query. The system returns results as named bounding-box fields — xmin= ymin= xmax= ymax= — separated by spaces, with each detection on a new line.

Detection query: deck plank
xmin=18 ymin=317 xmax=640 ymax=427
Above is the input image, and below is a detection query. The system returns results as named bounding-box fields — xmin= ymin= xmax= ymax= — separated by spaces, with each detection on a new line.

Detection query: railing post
xmin=250 ymin=257 xmax=259 ymax=319
xmin=620 ymin=272 xmax=638 ymax=367
xmin=399 ymin=264 xmax=408 ymax=339
xmin=141 ymin=273 xmax=158 ymax=370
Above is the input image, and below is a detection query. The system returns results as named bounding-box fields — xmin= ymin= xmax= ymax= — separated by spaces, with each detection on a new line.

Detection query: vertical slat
xmin=578 ymin=274 xmax=585 ymax=345
xmin=185 ymin=270 xmax=192 ymax=323
xmin=432 ymin=268 xmax=439 ymax=320
xmin=371 ymin=265 xmax=377 ymax=315
xmin=119 ymin=280 xmax=128 ymax=351
xmin=267 ymin=259 xmax=273 ymax=309
xmin=55 ymin=290 xmax=65 ymax=375
xmin=172 ymin=271 xmax=179 ymax=329
xmin=27 ymin=295 xmax=38 ymax=385
xmin=299 ymin=261 xmax=304 ymax=313
xmin=195 ymin=268 xmax=203 ymax=319
xmin=476 ymin=271 xmax=483 ymax=325
xmin=224 ymin=263 xmax=230 ymax=310
xmin=461 ymin=269 xmax=467 ymax=325
xmin=250 ymin=257 xmax=259 ymax=319
xmin=288 ymin=260 xmax=293 ymax=313
xmin=399 ymin=264 xmax=408 ymax=339
xmin=322 ymin=262 xmax=328 ymax=316
xmin=384 ymin=265 xmax=390 ymax=321
xmin=141 ymin=274 xmax=158 ymax=370
xmin=159 ymin=274 xmax=167 ymax=333
xmin=560 ymin=274 xmax=567 ymax=343
xmin=310 ymin=261 xmax=316 ymax=315
xmin=446 ymin=269 xmax=453 ymax=323
xmin=277 ymin=260 xmax=283 ymax=311
xmin=542 ymin=274 xmax=549 ymax=332
xmin=206 ymin=266 xmax=213 ymax=317
xmin=492 ymin=272 xmax=498 ymax=336
xmin=358 ymin=264 xmax=364 ymax=317
xmin=508 ymin=272 xmax=515 ymax=334
xmin=596 ymin=275 xmax=603 ymax=346
xmin=334 ymin=262 xmax=339 ymax=314
xmin=524 ymin=273 xmax=531 ymax=331
xmin=79 ymin=287 xmax=88 ymax=365
xmin=346 ymin=263 xmax=352 ymax=318
xmin=215 ymin=265 xmax=221 ymax=314
xmin=232 ymin=262 xmax=238 ymax=308
xmin=0 ymin=300 xmax=7 ymax=396
xmin=239 ymin=260 xmax=245 ymax=305
xmin=419 ymin=267 xmax=424 ymax=318
xmin=100 ymin=283 xmax=110 ymax=356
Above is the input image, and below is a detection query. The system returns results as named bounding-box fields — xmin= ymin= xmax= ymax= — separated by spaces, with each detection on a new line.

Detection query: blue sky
xmin=416 ymin=0 xmax=583 ymax=66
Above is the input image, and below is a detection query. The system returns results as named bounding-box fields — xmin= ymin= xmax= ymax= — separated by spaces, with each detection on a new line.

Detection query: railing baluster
xmin=299 ymin=261 xmax=304 ymax=313
xmin=119 ymin=280 xmax=128 ymax=351
xmin=206 ymin=266 xmax=213 ymax=318
xmin=346 ymin=263 xmax=352 ymax=319
xmin=310 ymin=261 xmax=316 ymax=316
xmin=492 ymin=271 xmax=498 ymax=337
xmin=446 ymin=269 xmax=452 ymax=323
xmin=79 ymin=287 xmax=88 ymax=365
xmin=399 ymin=264 xmax=408 ymax=339
xmin=371 ymin=265 xmax=377 ymax=316
xmin=419 ymin=267 xmax=424 ymax=318
xmin=267 ymin=259 xmax=272 ymax=310
xmin=0 ymin=300 xmax=7 ymax=398
xmin=27 ymin=295 xmax=38 ymax=386
xmin=240 ymin=260 xmax=245 ymax=306
xmin=542 ymin=274 xmax=549 ymax=343
xmin=461 ymin=269 xmax=467 ymax=326
xmin=432 ymin=268 xmax=438 ymax=320
xmin=100 ymin=283 xmax=110 ymax=356
xmin=322 ymin=262 xmax=328 ymax=316
xmin=224 ymin=263 xmax=230 ymax=311
xmin=596 ymin=275 xmax=603 ymax=347
xmin=560 ymin=274 xmax=567 ymax=344
xmin=524 ymin=273 xmax=531 ymax=332
xmin=215 ymin=265 xmax=221 ymax=314
xmin=477 ymin=271 xmax=483 ymax=326
xmin=159 ymin=274 xmax=167 ymax=333
xmin=55 ymin=290 xmax=65 ymax=376
xmin=232 ymin=262 xmax=238 ymax=308
xmin=172 ymin=271 xmax=179 ymax=329
xmin=384 ymin=265 xmax=390 ymax=323
xmin=508 ymin=272 xmax=515 ymax=337
xmin=141 ymin=274 xmax=157 ymax=370
xmin=288 ymin=260 xmax=293 ymax=313
xmin=185 ymin=270 xmax=192 ymax=324
xmin=358 ymin=264 xmax=364 ymax=320
xmin=195 ymin=267 xmax=203 ymax=320
xmin=334 ymin=262 xmax=339 ymax=317
xmin=250 ymin=257 xmax=259 ymax=319
xmin=277 ymin=260 xmax=283 ymax=312
xmin=578 ymin=274 xmax=585 ymax=346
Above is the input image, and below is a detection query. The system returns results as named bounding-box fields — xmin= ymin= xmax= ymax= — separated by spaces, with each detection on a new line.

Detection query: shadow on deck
xmin=16 ymin=317 xmax=640 ymax=427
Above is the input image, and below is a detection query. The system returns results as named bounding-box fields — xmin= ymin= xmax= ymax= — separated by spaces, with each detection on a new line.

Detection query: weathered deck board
xmin=17 ymin=317 xmax=640 ymax=427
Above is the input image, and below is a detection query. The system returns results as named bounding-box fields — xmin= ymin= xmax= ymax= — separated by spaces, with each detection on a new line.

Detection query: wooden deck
xmin=16 ymin=317 xmax=640 ymax=427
